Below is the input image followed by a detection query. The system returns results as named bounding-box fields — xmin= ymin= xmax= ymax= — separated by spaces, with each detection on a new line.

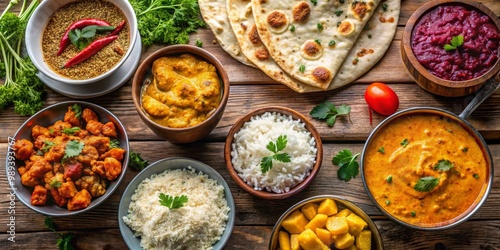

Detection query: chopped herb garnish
xmin=411 ymin=211 xmax=416 ymax=217
xmin=299 ymin=64 xmax=306 ymax=73
xmin=328 ymin=40 xmax=336 ymax=46
xmin=337 ymin=21 xmax=341 ymax=27
xmin=385 ymin=175 xmax=392 ymax=183
xmin=353 ymin=58 xmax=359 ymax=64
xmin=311 ymin=0 xmax=318 ymax=6
xmin=444 ymin=35 xmax=464 ymax=52
xmin=368 ymin=34 xmax=372 ymax=39
xmin=314 ymin=39 xmax=321 ymax=45
xmin=317 ymin=23 xmax=323 ymax=31
xmin=50 ymin=180 xmax=62 ymax=188
xmin=333 ymin=149 xmax=360 ymax=182
xmin=129 ymin=151 xmax=149 ymax=171
xmin=378 ymin=147 xmax=385 ymax=154
xmin=41 ymin=141 xmax=57 ymax=153
xmin=340 ymin=0 xmax=345 ymax=3
xmin=310 ymin=102 xmax=351 ymax=127
xmin=400 ymin=138 xmax=409 ymax=148
xmin=290 ymin=25 xmax=296 ymax=32
xmin=260 ymin=135 xmax=291 ymax=174
xmin=335 ymin=10 xmax=343 ymax=16
xmin=61 ymin=127 xmax=81 ymax=135
xmin=385 ymin=200 xmax=390 ymax=205
xmin=433 ymin=159 xmax=453 ymax=172
xmin=159 ymin=194 xmax=188 ymax=209
xmin=462 ymin=147 xmax=468 ymax=152
xmin=382 ymin=3 xmax=388 ymax=11
xmin=109 ymin=138 xmax=121 ymax=149
xmin=473 ymin=173 xmax=479 ymax=179
xmin=195 ymin=39 xmax=203 ymax=47
xmin=70 ymin=104 xmax=82 ymax=119
xmin=414 ymin=176 xmax=439 ymax=192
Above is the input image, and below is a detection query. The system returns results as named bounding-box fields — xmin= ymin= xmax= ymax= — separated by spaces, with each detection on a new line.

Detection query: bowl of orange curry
xmin=132 ymin=45 xmax=230 ymax=143
xmin=7 ymin=101 xmax=129 ymax=216
xmin=361 ymin=107 xmax=493 ymax=230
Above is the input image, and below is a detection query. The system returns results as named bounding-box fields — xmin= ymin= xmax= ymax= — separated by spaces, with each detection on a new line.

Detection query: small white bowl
xmin=26 ymin=0 xmax=138 ymax=85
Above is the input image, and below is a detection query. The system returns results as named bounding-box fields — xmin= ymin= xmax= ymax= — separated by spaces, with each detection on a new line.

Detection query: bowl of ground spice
xmin=401 ymin=0 xmax=500 ymax=97
xmin=26 ymin=0 xmax=138 ymax=85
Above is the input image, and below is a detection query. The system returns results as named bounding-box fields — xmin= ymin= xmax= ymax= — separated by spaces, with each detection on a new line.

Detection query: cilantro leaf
xmin=41 ymin=141 xmax=56 ymax=153
xmin=61 ymin=127 xmax=81 ymax=135
xmin=414 ymin=176 xmax=439 ymax=192
xmin=159 ymin=194 xmax=188 ymax=209
xmin=260 ymin=135 xmax=291 ymax=173
xmin=195 ymin=39 xmax=203 ymax=47
xmin=310 ymin=102 xmax=351 ymax=127
xmin=443 ymin=35 xmax=464 ymax=52
xmin=50 ymin=180 xmax=62 ymax=188
xmin=109 ymin=138 xmax=121 ymax=149
xmin=44 ymin=217 xmax=75 ymax=250
xmin=129 ymin=151 xmax=149 ymax=171
xmin=400 ymin=138 xmax=409 ymax=148
xmin=64 ymin=140 xmax=84 ymax=159
xmin=332 ymin=149 xmax=360 ymax=182
xmin=377 ymin=146 xmax=385 ymax=154
xmin=70 ymin=104 xmax=82 ymax=119
xmin=433 ymin=159 xmax=453 ymax=172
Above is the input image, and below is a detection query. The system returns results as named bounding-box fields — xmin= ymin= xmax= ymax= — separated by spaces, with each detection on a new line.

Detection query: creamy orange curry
xmin=141 ymin=54 xmax=222 ymax=128
xmin=363 ymin=114 xmax=488 ymax=226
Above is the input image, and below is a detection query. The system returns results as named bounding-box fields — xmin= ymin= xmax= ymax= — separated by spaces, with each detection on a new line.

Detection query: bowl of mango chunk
xmin=269 ymin=195 xmax=383 ymax=250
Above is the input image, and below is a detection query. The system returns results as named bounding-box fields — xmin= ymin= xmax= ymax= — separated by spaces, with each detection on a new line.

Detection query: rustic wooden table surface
xmin=1 ymin=0 xmax=499 ymax=249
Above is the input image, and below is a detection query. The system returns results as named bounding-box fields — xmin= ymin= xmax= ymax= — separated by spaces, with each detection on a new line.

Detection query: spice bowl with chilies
xmin=25 ymin=0 xmax=138 ymax=85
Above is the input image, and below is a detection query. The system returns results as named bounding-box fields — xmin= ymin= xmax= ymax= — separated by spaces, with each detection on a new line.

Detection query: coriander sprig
xmin=310 ymin=102 xmax=351 ymax=127
xmin=444 ymin=35 xmax=464 ymax=52
xmin=260 ymin=135 xmax=291 ymax=174
xmin=332 ymin=149 xmax=360 ymax=182
xmin=159 ymin=194 xmax=188 ymax=209
xmin=44 ymin=217 xmax=75 ymax=250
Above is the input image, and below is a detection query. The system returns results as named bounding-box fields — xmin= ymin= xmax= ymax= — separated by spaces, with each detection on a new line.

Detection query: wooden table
xmin=1 ymin=0 xmax=499 ymax=249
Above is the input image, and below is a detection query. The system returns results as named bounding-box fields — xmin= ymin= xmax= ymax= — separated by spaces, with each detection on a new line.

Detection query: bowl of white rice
xmin=118 ymin=157 xmax=235 ymax=250
xmin=224 ymin=106 xmax=323 ymax=199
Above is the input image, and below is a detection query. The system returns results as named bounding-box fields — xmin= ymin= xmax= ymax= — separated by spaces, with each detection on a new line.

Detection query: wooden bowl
xmin=132 ymin=45 xmax=229 ymax=143
xmin=401 ymin=0 xmax=500 ymax=97
xmin=224 ymin=106 xmax=323 ymax=199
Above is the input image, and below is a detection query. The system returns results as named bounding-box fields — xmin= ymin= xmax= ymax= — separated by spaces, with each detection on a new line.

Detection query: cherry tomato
xmin=364 ymin=82 xmax=399 ymax=116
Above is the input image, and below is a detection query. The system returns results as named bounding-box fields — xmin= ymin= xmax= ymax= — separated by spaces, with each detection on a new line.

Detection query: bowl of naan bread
xmin=199 ymin=0 xmax=401 ymax=93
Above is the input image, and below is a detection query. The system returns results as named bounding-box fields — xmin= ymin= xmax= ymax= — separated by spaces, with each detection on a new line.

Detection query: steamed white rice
xmin=231 ymin=112 xmax=317 ymax=193
xmin=122 ymin=167 xmax=230 ymax=250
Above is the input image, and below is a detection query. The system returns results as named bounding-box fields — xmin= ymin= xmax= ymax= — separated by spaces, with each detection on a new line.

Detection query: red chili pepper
xmin=57 ymin=18 xmax=111 ymax=56
xmin=62 ymin=35 xmax=118 ymax=68
xmin=109 ymin=20 xmax=126 ymax=37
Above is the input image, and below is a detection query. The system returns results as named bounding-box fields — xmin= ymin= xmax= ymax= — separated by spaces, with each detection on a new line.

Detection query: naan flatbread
xmin=227 ymin=0 xmax=321 ymax=92
xmin=252 ymin=0 xmax=380 ymax=90
xmin=199 ymin=0 xmax=255 ymax=67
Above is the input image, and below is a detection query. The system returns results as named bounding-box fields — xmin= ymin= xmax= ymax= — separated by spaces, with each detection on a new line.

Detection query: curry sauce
xmin=363 ymin=114 xmax=488 ymax=226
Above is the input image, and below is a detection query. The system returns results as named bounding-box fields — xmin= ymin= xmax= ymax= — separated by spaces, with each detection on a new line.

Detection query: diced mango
xmin=355 ymin=230 xmax=372 ymax=250
xmin=297 ymin=228 xmax=330 ymax=250
xmin=279 ymin=230 xmax=291 ymax=250
xmin=301 ymin=203 xmax=319 ymax=220
xmin=326 ymin=216 xmax=349 ymax=235
xmin=346 ymin=213 xmax=368 ymax=236
xmin=334 ymin=208 xmax=353 ymax=218
xmin=318 ymin=198 xmax=338 ymax=216
xmin=333 ymin=232 xmax=355 ymax=249
xmin=305 ymin=214 xmax=328 ymax=232
xmin=282 ymin=210 xmax=310 ymax=234
xmin=291 ymin=234 xmax=302 ymax=250
xmin=315 ymin=228 xmax=333 ymax=246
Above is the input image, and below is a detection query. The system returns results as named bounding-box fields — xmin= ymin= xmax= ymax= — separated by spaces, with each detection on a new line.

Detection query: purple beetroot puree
xmin=411 ymin=4 xmax=499 ymax=81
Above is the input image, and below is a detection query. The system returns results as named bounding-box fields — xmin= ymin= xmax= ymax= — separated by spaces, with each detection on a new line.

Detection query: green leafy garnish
xmin=317 ymin=23 xmax=323 ymax=31
xmin=310 ymin=102 xmax=351 ymax=127
xmin=129 ymin=150 xmax=149 ymax=171
xmin=44 ymin=217 xmax=75 ymax=250
xmin=195 ymin=39 xmax=203 ymax=47
xmin=433 ymin=159 xmax=453 ymax=172
xmin=61 ymin=127 xmax=81 ymax=135
xmin=290 ymin=25 xmax=296 ymax=32
xmin=411 ymin=211 xmax=416 ymax=217
xmin=400 ymin=138 xmax=409 ymax=148
xmin=332 ymin=149 xmax=360 ymax=182
xmin=443 ymin=35 xmax=464 ymax=52
xmin=130 ymin=0 xmax=206 ymax=47
xmin=377 ymin=147 xmax=385 ymax=154
xmin=335 ymin=10 xmax=343 ymax=16
xmin=462 ymin=147 xmax=468 ymax=153
xmin=299 ymin=64 xmax=306 ymax=73
xmin=63 ymin=140 xmax=84 ymax=162
xmin=50 ymin=180 xmax=62 ymax=188
xmin=311 ymin=0 xmax=318 ymax=6
xmin=69 ymin=25 xmax=115 ymax=50
xmin=328 ymin=40 xmax=336 ymax=46
xmin=109 ymin=138 xmax=121 ymax=149
xmin=41 ymin=141 xmax=56 ymax=153
xmin=385 ymin=175 xmax=392 ymax=183
xmin=385 ymin=200 xmax=390 ymax=205
xmin=314 ymin=39 xmax=321 ymax=45
xmin=382 ymin=3 xmax=388 ymax=11
xmin=159 ymin=194 xmax=188 ymax=209
xmin=260 ymin=135 xmax=291 ymax=174
xmin=70 ymin=104 xmax=82 ymax=119
xmin=473 ymin=173 xmax=479 ymax=179
xmin=414 ymin=176 xmax=439 ymax=192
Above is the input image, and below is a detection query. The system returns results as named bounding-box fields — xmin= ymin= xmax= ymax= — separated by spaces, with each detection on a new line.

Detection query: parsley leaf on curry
xmin=159 ymin=194 xmax=188 ymax=209
xmin=333 ymin=149 xmax=360 ymax=182
xmin=260 ymin=135 xmax=291 ymax=174
xmin=310 ymin=102 xmax=351 ymax=127
xmin=434 ymin=159 xmax=453 ymax=172
xmin=443 ymin=35 xmax=464 ymax=52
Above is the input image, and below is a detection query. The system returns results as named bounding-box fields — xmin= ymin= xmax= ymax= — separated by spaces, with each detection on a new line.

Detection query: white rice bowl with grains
xmin=231 ymin=112 xmax=317 ymax=193
xmin=122 ymin=167 xmax=230 ymax=250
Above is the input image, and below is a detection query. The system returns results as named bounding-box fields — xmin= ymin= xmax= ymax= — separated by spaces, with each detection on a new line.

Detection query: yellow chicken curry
xmin=363 ymin=114 xmax=489 ymax=227
xmin=141 ymin=54 xmax=222 ymax=128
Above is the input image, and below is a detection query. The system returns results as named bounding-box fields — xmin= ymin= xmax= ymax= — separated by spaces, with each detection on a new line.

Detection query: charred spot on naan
xmin=266 ymin=10 xmax=289 ymax=33
xmin=311 ymin=67 xmax=331 ymax=83
xmin=351 ymin=0 xmax=375 ymax=21
xmin=248 ymin=25 xmax=262 ymax=45
xmin=357 ymin=48 xmax=374 ymax=57
xmin=338 ymin=20 xmax=356 ymax=37
xmin=301 ymin=40 xmax=323 ymax=60
xmin=292 ymin=1 xmax=311 ymax=22
xmin=255 ymin=49 xmax=270 ymax=61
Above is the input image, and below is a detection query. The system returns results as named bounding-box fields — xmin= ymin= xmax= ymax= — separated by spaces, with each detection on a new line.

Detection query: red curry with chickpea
xmin=12 ymin=104 xmax=125 ymax=211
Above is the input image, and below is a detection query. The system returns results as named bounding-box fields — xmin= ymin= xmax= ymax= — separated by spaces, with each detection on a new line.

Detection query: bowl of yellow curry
xmin=361 ymin=104 xmax=493 ymax=230
xmin=132 ymin=45 xmax=229 ymax=143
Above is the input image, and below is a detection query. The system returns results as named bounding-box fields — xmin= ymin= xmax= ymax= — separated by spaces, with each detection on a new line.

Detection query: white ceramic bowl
xmin=25 ymin=0 xmax=138 ymax=85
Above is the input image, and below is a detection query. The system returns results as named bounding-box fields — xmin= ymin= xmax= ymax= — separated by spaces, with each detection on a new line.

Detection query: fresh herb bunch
xmin=332 ymin=149 xmax=360 ymax=182
xmin=159 ymin=194 xmax=188 ymax=209
xmin=0 ymin=0 xmax=46 ymax=116
xmin=129 ymin=0 xmax=206 ymax=47
xmin=260 ymin=135 xmax=291 ymax=174
xmin=44 ymin=217 xmax=75 ymax=250
xmin=129 ymin=150 xmax=149 ymax=171
xmin=310 ymin=102 xmax=351 ymax=127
